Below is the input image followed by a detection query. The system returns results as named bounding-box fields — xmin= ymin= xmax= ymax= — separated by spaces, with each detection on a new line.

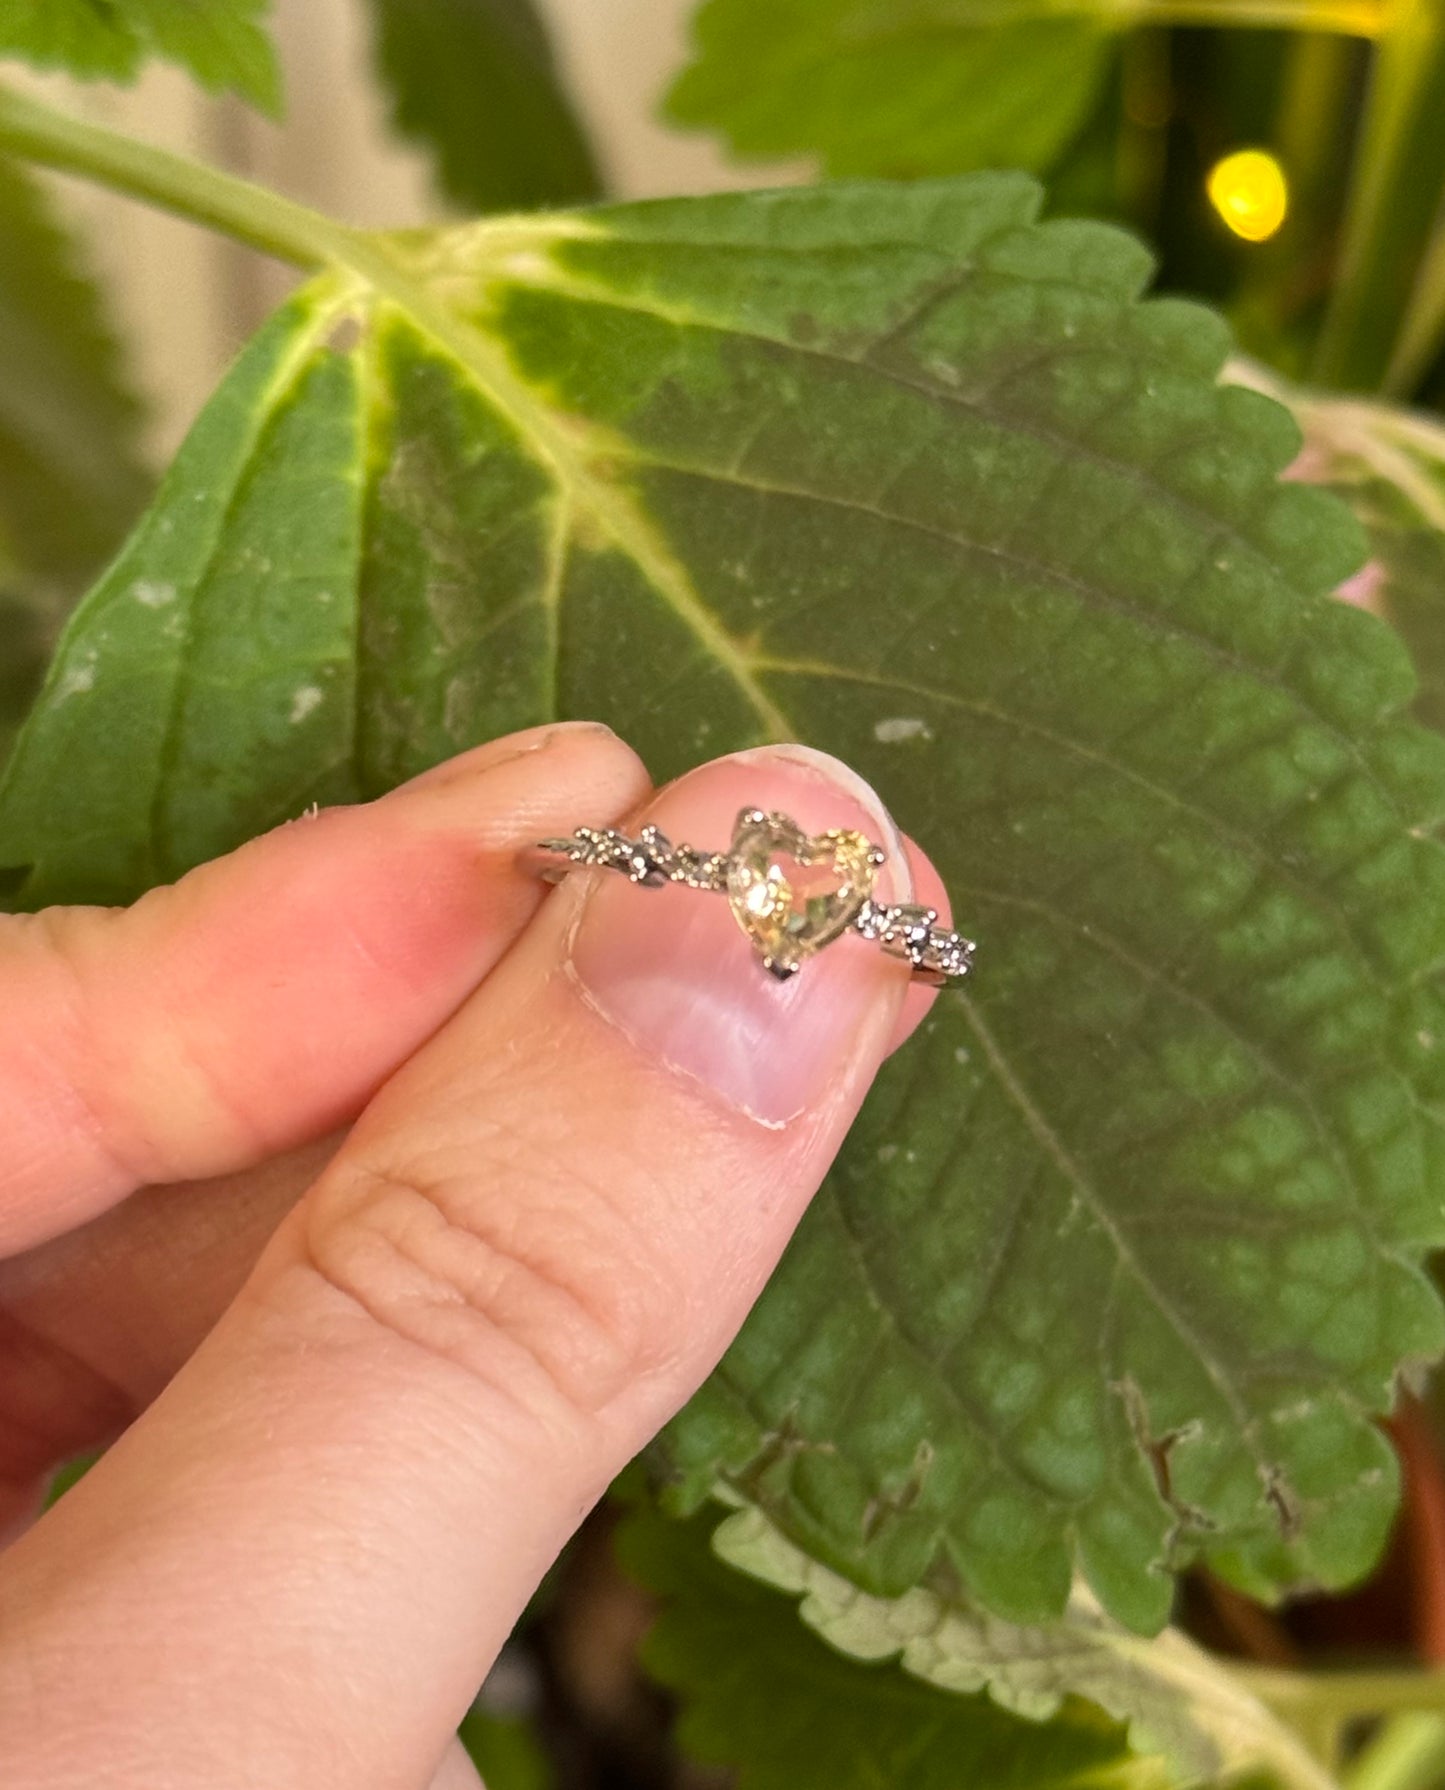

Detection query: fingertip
xmin=565 ymin=744 xmax=916 ymax=1129
xmin=389 ymin=720 xmax=633 ymax=798
xmin=429 ymin=1739 xmax=486 ymax=1790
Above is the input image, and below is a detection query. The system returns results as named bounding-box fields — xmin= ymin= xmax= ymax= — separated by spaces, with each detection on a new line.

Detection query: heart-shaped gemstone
xmin=725 ymin=808 xmax=879 ymax=978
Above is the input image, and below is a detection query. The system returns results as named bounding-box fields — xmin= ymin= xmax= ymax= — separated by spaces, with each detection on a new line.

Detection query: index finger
xmin=0 ymin=722 xmax=648 ymax=1254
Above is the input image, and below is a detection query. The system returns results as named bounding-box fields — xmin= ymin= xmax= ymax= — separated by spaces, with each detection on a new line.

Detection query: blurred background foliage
xmin=665 ymin=0 xmax=1445 ymax=405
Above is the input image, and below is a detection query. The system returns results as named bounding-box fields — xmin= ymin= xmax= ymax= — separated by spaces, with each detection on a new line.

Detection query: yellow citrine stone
xmin=725 ymin=807 xmax=881 ymax=979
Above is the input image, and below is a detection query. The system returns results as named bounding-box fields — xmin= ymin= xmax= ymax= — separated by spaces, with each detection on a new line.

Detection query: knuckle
xmin=8 ymin=904 xmax=154 ymax=1186
xmin=16 ymin=897 xmax=274 ymax=1178
xmin=298 ymin=1125 xmax=681 ymax=1427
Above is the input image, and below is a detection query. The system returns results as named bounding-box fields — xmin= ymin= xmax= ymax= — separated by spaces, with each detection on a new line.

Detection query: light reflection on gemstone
xmin=744 ymin=880 xmax=780 ymax=917
xmin=726 ymin=809 xmax=878 ymax=977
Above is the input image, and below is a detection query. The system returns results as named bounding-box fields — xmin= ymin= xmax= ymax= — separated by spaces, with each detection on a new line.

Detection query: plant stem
xmin=1240 ymin=1664 xmax=1445 ymax=1720
xmin=0 ymin=81 xmax=353 ymax=272
xmin=1386 ymin=220 xmax=1445 ymax=396
xmin=928 ymin=0 xmax=1388 ymax=29
xmin=1122 ymin=0 xmax=1382 ymax=28
xmin=1230 ymin=34 xmax=1360 ymax=370
xmin=1114 ymin=32 xmax=1172 ymax=225
xmin=1310 ymin=0 xmax=1445 ymax=392
xmin=1274 ymin=32 xmax=1360 ymax=209
xmin=1344 ymin=1714 xmax=1445 ymax=1790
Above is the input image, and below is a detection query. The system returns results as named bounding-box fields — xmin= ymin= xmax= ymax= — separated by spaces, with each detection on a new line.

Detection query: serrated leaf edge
xmin=712 ymin=1505 xmax=1336 ymax=1790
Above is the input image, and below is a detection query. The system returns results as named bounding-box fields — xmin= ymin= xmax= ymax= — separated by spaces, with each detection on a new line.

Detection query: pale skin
xmin=0 ymin=721 xmax=947 ymax=1789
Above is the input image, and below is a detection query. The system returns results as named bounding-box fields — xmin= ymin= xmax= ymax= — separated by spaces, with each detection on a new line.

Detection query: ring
xmin=531 ymin=806 xmax=976 ymax=986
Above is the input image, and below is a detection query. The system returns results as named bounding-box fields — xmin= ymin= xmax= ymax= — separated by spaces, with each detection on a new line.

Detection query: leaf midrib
xmin=469 ymin=258 xmax=1425 ymax=880
xmin=490 ymin=263 xmax=1398 ymax=821
xmin=331 ymin=235 xmax=791 ymax=742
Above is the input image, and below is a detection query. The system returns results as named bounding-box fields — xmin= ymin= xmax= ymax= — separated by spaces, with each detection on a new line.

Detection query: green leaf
xmin=703 ymin=1503 xmax=1333 ymax=1789
xmin=667 ymin=1 xmax=1112 ymax=177
xmin=620 ymin=1505 xmax=1169 ymax=1790
xmin=368 ymin=0 xmax=602 ymax=212
xmin=1266 ymin=381 xmax=1445 ymax=733
xmin=0 ymin=0 xmax=281 ymax=112
xmin=457 ymin=1705 xmax=553 ymax=1790
xmin=42 ymin=1448 xmax=100 ymax=1509
xmin=0 ymin=289 xmax=367 ymax=904
xmin=0 ymin=587 xmax=60 ymax=771
xmin=0 ymin=153 xmax=149 ymax=587
xmin=4 ymin=177 xmax=1445 ymax=1636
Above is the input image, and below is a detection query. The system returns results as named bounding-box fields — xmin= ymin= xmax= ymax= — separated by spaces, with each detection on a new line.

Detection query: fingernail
xmin=567 ymin=744 xmax=914 ymax=1125
xmin=392 ymin=721 xmax=619 ymax=797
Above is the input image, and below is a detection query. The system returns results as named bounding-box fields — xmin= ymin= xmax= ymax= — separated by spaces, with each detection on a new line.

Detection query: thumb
xmin=0 ymin=745 xmax=945 ymax=1789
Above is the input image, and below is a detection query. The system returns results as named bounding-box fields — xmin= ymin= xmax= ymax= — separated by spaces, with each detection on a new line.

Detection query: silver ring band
xmin=531 ymin=805 xmax=975 ymax=987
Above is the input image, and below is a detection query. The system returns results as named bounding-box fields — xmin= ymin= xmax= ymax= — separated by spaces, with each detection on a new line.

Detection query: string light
xmin=1206 ymin=149 xmax=1289 ymax=243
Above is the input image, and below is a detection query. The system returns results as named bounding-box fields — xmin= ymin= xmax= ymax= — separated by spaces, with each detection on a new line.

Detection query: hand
xmin=0 ymin=722 xmax=945 ymax=1788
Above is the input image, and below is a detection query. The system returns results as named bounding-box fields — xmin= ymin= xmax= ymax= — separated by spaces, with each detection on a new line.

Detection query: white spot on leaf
xmin=289 ymin=685 xmax=324 ymax=725
xmin=874 ymin=717 xmax=932 ymax=744
xmin=131 ymin=578 xmax=176 ymax=608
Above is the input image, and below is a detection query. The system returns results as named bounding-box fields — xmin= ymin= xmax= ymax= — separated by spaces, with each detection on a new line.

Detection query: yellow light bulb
xmin=1206 ymin=149 xmax=1289 ymax=243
